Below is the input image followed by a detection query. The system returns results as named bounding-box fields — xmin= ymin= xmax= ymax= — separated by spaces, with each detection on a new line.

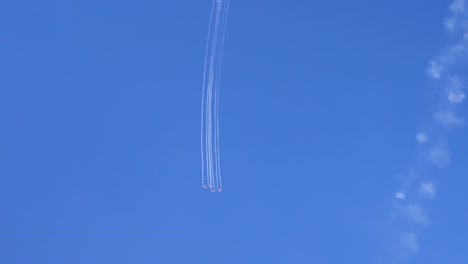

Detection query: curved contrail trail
xmin=201 ymin=0 xmax=231 ymax=193
xmin=385 ymin=0 xmax=467 ymax=262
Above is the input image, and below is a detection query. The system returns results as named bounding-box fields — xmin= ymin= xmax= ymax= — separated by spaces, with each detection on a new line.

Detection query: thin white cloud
xmin=394 ymin=203 xmax=430 ymax=226
xmin=416 ymin=133 xmax=428 ymax=144
xmin=427 ymin=43 xmax=467 ymax=79
xmin=387 ymin=232 xmax=420 ymax=264
xmin=384 ymin=1 xmax=466 ymax=261
xmin=445 ymin=17 xmax=456 ymax=31
xmin=434 ymin=110 xmax=464 ymax=127
xmin=449 ymin=42 xmax=466 ymax=56
xmin=419 ymin=182 xmax=436 ymax=199
xmin=447 ymin=77 xmax=466 ymax=103
xmin=420 ymin=6 xmax=464 ymax=248
xmin=445 ymin=0 xmax=466 ymax=31
xmin=428 ymin=60 xmax=443 ymax=79
xmin=433 ymin=0 xmax=468 ymax=76
xmin=395 ymin=192 xmax=406 ymax=200
xmin=404 ymin=204 xmax=429 ymax=225
xmin=401 ymin=232 xmax=419 ymax=256
xmin=448 ymin=91 xmax=466 ymax=103
xmin=427 ymin=142 xmax=451 ymax=168
xmin=450 ymin=0 xmax=466 ymax=14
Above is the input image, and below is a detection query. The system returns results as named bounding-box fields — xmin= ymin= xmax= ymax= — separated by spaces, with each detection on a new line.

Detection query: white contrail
xmin=385 ymin=0 xmax=467 ymax=262
xmin=201 ymin=1 xmax=216 ymax=190
xmin=200 ymin=0 xmax=231 ymax=193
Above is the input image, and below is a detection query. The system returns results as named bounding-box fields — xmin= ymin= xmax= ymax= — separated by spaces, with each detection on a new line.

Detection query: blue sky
xmin=1 ymin=1 xmax=467 ymax=263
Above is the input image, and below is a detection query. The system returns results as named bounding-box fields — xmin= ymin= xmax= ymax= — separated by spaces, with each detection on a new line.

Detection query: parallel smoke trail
xmin=200 ymin=0 xmax=231 ymax=193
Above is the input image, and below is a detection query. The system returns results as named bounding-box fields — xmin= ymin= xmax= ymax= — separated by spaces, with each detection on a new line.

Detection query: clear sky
xmin=1 ymin=1 xmax=467 ymax=263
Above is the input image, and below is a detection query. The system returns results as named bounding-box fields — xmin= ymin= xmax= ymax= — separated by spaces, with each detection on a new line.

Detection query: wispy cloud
xmin=428 ymin=60 xmax=444 ymax=79
xmin=387 ymin=232 xmax=420 ymax=264
xmin=393 ymin=203 xmax=430 ymax=226
xmin=434 ymin=110 xmax=464 ymax=127
xmin=444 ymin=17 xmax=457 ymax=32
xmin=450 ymin=0 xmax=466 ymax=14
xmin=384 ymin=1 xmax=466 ymax=261
xmin=444 ymin=17 xmax=456 ymax=31
xmin=431 ymin=0 xmax=468 ymax=78
xmin=395 ymin=192 xmax=406 ymax=200
xmin=448 ymin=91 xmax=466 ymax=103
xmin=427 ymin=44 xmax=467 ymax=79
xmin=416 ymin=133 xmax=428 ymax=144
xmin=446 ymin=78 xmax=466 ymax=103
xmin=401 ymin=232 xmax=419 ymax=256
xmin=445 ymin=0 xmax=466 ymax=32
xmin=401 ymin=204 xmax=430 ymax=225
xmin=419 ymin=182 xmax=436 ymax=199
xmin=427 ymin=142 xmax=451 ymax=168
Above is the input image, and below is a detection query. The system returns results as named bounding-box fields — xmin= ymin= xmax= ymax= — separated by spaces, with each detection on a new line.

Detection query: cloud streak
xmin=427 ymin=43 xmax=467 ymax=79
xmin=427 ymin=142 xmax=451 ymax=168
xmin=448 ymin=91 xmax=466 ymax=103
xmin=395 ymin=192 xmax=406 ymax=200
xmin=385 ymin=1 xmax=467 ymax=262
xmin=416 ymin=133 xmax=428 ymax=144
xmin=429 ymin=0 xmax=468 ymax=80
xmin=445 ymin=0 xmax=466 ymax=32
xmin=446 ymin=77 xmax=466 ymax=103
xmin=450 ymin=0 xmax=466 ymax=14
xmin=401 ymin=232 xmax=419 ymax=255
xmin=397 ymin=203 xmax=430 ymax=226
xmin=434 ymin=110 xmax=464 ymax=127
xmin=419 ymin=182 xmax=436 ymax=199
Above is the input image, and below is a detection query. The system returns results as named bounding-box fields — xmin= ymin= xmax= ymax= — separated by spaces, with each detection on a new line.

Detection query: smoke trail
xmin=384 ymin=1 xmax=467 ymax=262
xmin=200 ymin=0 xmax=231 ymax=193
